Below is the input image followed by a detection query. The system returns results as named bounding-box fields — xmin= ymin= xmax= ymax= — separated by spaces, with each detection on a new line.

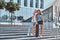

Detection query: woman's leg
xmin=31 ymin=23 xmax=36 ymax=35
xmin=39 ymin=24 xmax=43 ymax=36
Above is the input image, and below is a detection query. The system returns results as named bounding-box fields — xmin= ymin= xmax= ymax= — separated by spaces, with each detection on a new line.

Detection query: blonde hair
xmin=33 ymin=9 xmax=37 ymax=15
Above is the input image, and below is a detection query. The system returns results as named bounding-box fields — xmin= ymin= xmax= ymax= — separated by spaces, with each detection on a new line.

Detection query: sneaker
xmin=40 ymin=35 xmax=42 ymax=38
xmin=27 ymin=33 xmax=30 ymax=36
xmin=31 ymin=33 xmax=34 ymax=36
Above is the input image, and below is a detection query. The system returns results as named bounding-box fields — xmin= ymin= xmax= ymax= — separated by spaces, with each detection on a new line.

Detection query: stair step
xmin=55 ymin=35 xmax=60 ymax=37
xmin=0 ymin=32 xmax=52 ymax=36
xmin=0 ymin=32 xmax=27 ymax=34
xmin=43 ymin=30 xmax=51 ymax=32
xmin=42 ymin=34 xmax=52 ymax=36
xmin=0 ymin=28 xmax=28 ymax=30
xmin=0 ymin=35 xmax=55 ymax=39
xmin=43 ymin=32 xmax=51 ymax=33
xmin=0 ymin=32 xmax=28 ymax=33
xmin=47 ymin=37 xmax=58 ymax=40
xmin=0 ymin=35 xmax=27 ymax=39
xmin=0 ymin=30 xmax=28 ymax=32
xmin=0 ymin=30 xmax=28 ymax=31
xmin=0 ymin=33 xmax=27 ymax=36
xmin=16 ymin=36 xmax=55 ymax=40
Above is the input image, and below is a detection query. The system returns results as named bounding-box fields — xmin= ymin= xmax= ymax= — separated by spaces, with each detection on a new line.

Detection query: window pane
xmin=30 ymin=0 xmax=33 ymax=7
xmin=17 ymin=0 xmax=21 ymax=4
xmin=10 ymin=0 xmax=12 ymax=1
xmin=5 ymin=0 xmax=10 ymax=2
xmin=35 ymin=0 xmax=39 ymax=8
xmin=24 ymin=0 xmax=27 ymax=7
xmin=40 ymin=0 xmax=44 ymax=9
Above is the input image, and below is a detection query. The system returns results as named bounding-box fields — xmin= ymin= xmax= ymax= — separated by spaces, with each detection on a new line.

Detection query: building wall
xmin=0 ymin=0 xmax=55 ymax=23
xmin=44 ymin=0 xmax=56 ymax=9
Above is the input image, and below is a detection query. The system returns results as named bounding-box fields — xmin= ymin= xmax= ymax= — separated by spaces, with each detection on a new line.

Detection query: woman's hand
xmin=32 ymin=16 xmax=34 ymax=22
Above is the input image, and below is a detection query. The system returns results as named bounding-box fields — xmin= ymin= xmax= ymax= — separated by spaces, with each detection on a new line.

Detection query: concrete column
xmin=33 ymin=0 xmax=36 ymax=8
xmin=21 ymin=0 xmax=24 ymax=7
xmin=27 ymin=0 xmax=30 ymax=7
xmin=39 ymin=0 xmax=40 ymax=9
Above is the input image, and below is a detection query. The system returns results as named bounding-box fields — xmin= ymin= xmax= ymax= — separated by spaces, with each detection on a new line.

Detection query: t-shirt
xmin=34 ymin=13 xmax=37 ymax=22
xmin=36 ymin=14 xmax=43 ymax=21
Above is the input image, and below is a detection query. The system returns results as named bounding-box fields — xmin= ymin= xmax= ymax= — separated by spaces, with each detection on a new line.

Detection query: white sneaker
xmin=40 ymin=35 xmax=42 ymax=38
xmin=27 ymin=33 xmax=30 ymax=36
xmin=31 ymin=33 xmax=34 ymax=36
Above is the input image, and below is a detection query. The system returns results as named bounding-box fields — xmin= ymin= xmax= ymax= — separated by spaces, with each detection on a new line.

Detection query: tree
xmin=0 ymin=0 xmax=6 ymax=9
xmin=5 ymin=1 xmax=20 ymax=24
xmin=0 ymin=0 xmax=6 ymax=19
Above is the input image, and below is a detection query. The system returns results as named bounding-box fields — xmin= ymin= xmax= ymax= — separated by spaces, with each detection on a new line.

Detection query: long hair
xmin=33 ymin=10 xmax=37 ymax=15
xmin=37 ymin=10 xmax=42 ymax=15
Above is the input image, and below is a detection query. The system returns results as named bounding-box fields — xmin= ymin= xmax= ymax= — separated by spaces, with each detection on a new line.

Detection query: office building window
xmin=17 ymin=0 xmax=21 ymax=4
xmin=5 ymin=0 xmax=10 ymax=2
xmin=10 ymin=0 xmax=12 ymax=1
xmin=2 ymin=0 xmax=5 ymax=1
xmin=30 ymin=0 xmax=33 ymax=7
xmin=35 ymin=0 xmax=39 ymax=8
xmin=24 ymin=0 xmax=27 ymax=7
xmin=40 ymin=0 xmax=44 ymax=9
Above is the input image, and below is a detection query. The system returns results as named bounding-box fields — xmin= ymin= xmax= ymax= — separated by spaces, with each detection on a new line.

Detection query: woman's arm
xmin=32 ymin=15 xmax=34 ymax=22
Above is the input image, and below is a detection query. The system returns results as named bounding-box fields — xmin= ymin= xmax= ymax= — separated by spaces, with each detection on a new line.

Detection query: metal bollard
xmin=35 ymin=24 xmax=39 ymax=37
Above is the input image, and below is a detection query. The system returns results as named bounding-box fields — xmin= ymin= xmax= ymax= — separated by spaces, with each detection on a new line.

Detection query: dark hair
xmin=37 ymin=9 xmax=42 ymax=15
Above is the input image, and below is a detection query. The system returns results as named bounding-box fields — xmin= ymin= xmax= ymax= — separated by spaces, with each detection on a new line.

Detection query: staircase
xmin=0 ymin=23 xmax=60 ymax=40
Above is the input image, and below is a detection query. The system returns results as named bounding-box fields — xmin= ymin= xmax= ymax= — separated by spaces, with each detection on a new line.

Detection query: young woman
xmin=36 ymin=10 xmax=44 ymax=37
xmin=31 ymin=10 xmax=37 ymax=35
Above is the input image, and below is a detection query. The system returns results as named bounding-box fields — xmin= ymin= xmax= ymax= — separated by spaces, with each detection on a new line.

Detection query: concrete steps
xmin=0 ymin=25 xmax=60 ymax=40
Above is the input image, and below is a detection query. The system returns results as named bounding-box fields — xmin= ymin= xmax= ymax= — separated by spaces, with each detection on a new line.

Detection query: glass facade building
xmin=0 ymin=0 xmax=55 ymax=23
xmin=30 ymin=0 xmax=33 ymax=7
